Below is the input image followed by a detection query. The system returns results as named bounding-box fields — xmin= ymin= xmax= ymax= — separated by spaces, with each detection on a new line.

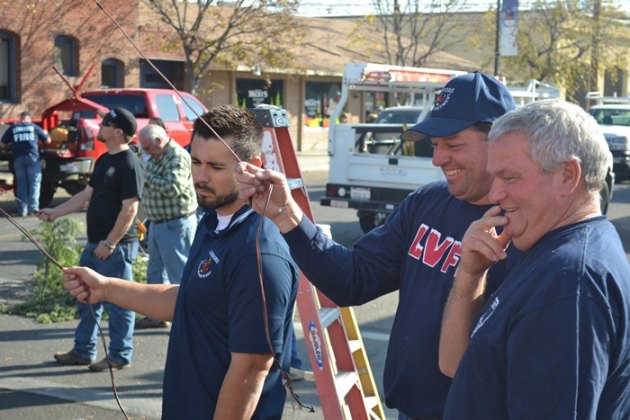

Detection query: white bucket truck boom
xmin=321 ymin=63 xmax=465 ymax=232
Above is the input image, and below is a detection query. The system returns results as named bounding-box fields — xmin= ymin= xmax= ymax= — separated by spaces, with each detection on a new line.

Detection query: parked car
xmin=588 ymin=104 xmax=630 ymax=182
xmin=372 ymin=106 xmax=424 ymax=124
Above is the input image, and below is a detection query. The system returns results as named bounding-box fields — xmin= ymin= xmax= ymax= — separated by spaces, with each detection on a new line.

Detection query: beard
xmin=195 ymin=183 xmax=240 ymax=210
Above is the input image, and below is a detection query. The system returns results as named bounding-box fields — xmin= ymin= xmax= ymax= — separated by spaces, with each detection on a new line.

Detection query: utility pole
xmin=494 ymin=0 xmax=501 ymax=76
xmin=590 ymin=0 xmax=602 ymax=92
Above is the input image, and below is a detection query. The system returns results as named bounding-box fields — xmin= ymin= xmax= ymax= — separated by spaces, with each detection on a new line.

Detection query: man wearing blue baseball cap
xmin=236 ymin=71 xmax=516 ymax=419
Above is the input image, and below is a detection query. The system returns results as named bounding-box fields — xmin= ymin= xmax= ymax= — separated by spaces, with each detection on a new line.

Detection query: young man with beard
xmin=61 ymin=105 xmax=299 ymax=419
xmin=236 ymin=72 xmax=516 ymax=419
xmin=38 ymin=107 xmax=143 ymax=372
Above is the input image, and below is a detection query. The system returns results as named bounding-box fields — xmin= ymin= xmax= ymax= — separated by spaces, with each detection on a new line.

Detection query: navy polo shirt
xmin=162 ymin=205 xmax=299 ymax=419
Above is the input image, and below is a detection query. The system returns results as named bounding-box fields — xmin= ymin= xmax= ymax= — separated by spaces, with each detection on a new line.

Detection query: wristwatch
xmin=103 ymin=240 xmax=116 ymax=250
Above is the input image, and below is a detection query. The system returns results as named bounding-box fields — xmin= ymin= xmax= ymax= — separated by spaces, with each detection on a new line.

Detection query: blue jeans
xmin=73 ymin=241 xmax=138 ymax=364
xmin=147 ymin=214 xmax=196 ymax=285
xmin=13 ymin=155 xmax=42 ymax=214
xmin=291 ymin=328 xmax=304 ymax=369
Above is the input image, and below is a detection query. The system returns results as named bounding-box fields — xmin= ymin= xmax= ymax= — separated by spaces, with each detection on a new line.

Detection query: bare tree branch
xmin=143 ymin=0 xmax=301 ymax=94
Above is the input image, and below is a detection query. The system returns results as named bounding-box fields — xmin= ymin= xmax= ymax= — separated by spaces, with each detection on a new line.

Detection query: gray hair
xmin=488 ymin=99 xmax=612 ymax=193
xmin=138 ymin=124 xmax=168 ymax=143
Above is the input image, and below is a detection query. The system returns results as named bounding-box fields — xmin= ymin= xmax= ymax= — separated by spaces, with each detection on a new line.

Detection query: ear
xmin=248 ymin=156 xmax=263 ymax=168
xmin=556 ymin=158 xmax=581 ymax=196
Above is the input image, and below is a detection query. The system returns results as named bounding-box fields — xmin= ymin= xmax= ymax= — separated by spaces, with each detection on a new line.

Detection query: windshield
xmin=374 ymin=109 xmax=421 ymax=124
xmin=81 ymin=94 xmax=149 ymax=119
xmin=589 ymin=108 xmax=630 ymax=127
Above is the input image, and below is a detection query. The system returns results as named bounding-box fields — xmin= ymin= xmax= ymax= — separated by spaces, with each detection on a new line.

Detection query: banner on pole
xmin=500 ymin=0 xmax=519 ymax=57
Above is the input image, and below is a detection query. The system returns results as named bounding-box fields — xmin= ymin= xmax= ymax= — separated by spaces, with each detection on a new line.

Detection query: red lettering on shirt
xmin=408 ymin=224 xmax=429 ymax=259
xmin=408 ymin=224 xmax=462 ymax=273
xmin=422 ymin=229 xmax=454 ymax=268
xmin=441 ymin=241 xmax=462 ymax=273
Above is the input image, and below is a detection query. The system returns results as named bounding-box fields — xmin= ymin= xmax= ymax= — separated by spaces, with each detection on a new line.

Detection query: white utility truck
xmin=320 ymin=63 xmax=464 ymax=232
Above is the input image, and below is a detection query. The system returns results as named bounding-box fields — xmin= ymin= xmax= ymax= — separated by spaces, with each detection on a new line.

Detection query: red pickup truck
xmin=0 ymin=88 xmax=207 ymax=207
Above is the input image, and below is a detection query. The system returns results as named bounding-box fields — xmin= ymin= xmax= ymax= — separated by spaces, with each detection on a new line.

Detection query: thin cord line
xmin=0 ymin=204 xmax=130 ymax=419
xmin=94 ymin=1 xmax=240 ymax=163
xmin=94 ymin=1 xmax=308 ymax=414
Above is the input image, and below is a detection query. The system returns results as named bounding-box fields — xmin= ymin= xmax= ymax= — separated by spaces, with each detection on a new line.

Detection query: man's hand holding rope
xmin=62 ymin=267 xmax=108 ymax=305
xmin=236 ymin=162 xmax=304 ymax=234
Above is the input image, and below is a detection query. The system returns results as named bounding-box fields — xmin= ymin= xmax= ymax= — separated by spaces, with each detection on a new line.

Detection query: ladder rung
xmin=319 ymin=307 xmax=340 ymax=329
xmin=335 ymin=370 xmax=359 ymax=399
xmin=365 ymin=395 xmax=380 ymax=409
xmin=287 ymin=177 xmax=304 ymax=190
xmin=348 ymin=338 xmax=362 ymax=353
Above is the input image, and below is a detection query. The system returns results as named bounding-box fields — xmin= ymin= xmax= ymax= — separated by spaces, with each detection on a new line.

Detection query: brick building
xmin=0 ymin=0 xmax=476 ymax=150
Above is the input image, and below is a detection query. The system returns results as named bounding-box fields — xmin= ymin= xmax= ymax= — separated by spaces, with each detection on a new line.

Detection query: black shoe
xmin=88 ymin=357 xmax=130 ymax=372
xmin=54 ymin=350 xmax=93 ymax=366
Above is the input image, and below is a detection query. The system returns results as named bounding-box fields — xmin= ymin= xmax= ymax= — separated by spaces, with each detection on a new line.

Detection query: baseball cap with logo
xmin=403 ymin=71 xmax=516 ymax=141
xmin=99 ymin=107 xmax=137 ymax=137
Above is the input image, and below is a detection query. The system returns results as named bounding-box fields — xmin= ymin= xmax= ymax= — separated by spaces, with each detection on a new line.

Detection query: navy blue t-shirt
xmin=1 ymin=121 xmax=48 ymax=160
xmin=162 ymin=206 xmax=299 ymax=420
xmin=283 ymin=181 xmax=501 ymax=418
xmin=86 ymin=149 xmax=143 ymax=243
xmin=445 ymin=217 xmax=630 ymax=419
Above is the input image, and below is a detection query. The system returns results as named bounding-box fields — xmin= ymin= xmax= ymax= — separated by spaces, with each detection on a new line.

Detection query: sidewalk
xmin=296 ymin=151 xmax=330 ymax=174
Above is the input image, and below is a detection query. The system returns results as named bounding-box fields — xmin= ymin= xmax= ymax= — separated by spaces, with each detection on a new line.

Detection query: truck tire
xmin=599 ymin=182 xmax=610 ymax=215
xmin=358 ymin=211 xmax=387 ymax=234
xmin=39 ymin=181 xmax=56 ymax=209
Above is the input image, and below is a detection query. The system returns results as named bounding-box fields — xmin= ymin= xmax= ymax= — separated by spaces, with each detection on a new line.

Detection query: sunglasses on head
xmin=101 ymin=120 xmax=117 ymax=128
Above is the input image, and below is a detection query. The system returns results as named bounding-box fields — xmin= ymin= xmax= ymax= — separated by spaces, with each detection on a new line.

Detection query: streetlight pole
xmin=494 ymin=0 xmax=501 ymax=76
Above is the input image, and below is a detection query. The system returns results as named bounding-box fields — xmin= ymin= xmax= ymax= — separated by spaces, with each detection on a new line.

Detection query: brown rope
xmin=0 ymin=205 xmax=130 ymax=420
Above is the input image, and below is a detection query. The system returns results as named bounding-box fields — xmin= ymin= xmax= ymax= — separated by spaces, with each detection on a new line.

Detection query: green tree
xmin=143 ymin=0 xmax=302 ymax=95
xmin=475 ymin=0 xmax=630 ymax=102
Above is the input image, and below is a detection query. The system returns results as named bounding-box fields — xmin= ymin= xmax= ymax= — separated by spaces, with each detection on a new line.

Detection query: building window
xmin=236 ymin=78 xmax=284 ymax=109
xmin=0 ymin=31 xmax=17 ymax=102
xmin=101 ymin=58 xmax=124 ymax=88
xmin=140 ymin=59 xmax=184 ymax=90
xmin=54 ymin=35 xmax=78 ymax=76
xmin=304 ymin=82 xmax=341 ymax=127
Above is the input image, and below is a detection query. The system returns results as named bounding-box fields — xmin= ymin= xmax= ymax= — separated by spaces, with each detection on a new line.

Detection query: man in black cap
xmin=39 ymin=107 xmax=144 ymax=372
xmin=236 ymin=72 xmax=516 ymax=419
xmin=0 ymin=111 xmax=50 ymax=216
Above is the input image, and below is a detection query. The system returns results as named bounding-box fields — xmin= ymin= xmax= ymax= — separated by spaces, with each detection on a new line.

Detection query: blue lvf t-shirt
xmin=162 ymin=206 xmax=299 ymax=420
xmin=283 ymin=181 xmax=509 ymax=418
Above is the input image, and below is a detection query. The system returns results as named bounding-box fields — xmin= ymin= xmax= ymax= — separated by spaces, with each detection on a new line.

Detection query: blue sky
xmin=296 ymin=1 xmax=630 ymax=17
xmin=297 ymin=1 xmax=506 ymax=16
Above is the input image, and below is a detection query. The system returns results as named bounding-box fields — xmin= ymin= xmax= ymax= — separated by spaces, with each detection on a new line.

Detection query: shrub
xmin=7 ymin=218 xmax=84 ymax=322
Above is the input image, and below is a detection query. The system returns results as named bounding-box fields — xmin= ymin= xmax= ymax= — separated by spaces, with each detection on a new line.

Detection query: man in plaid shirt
xmin=136 ymin=124 xmax=198 ymax=329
